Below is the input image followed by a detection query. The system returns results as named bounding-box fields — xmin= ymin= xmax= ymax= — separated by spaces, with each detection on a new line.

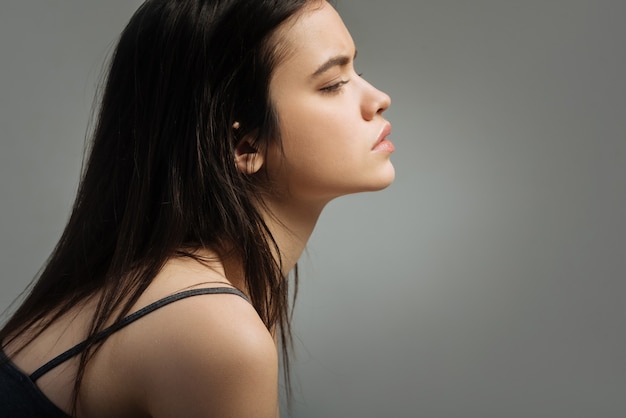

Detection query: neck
xmin=262 ymin=198 xmax=325 ymax=274
xmin=221 ymin=197 xmax=326 ymax=291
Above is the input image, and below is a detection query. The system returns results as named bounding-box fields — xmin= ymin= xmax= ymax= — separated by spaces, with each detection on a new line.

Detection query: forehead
xmin=274 ymin=1 xmax=355 ymax=71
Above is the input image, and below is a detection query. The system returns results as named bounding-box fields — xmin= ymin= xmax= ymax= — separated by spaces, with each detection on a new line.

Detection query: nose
xmin=361 ymin=79 xmax=391 ymax=120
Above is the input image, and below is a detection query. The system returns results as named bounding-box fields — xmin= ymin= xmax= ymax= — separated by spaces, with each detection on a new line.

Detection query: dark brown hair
xmin=1 ymin=0 xmax=313 ymax=413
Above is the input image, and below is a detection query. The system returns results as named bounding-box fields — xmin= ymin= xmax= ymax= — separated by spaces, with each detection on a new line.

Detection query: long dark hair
xmin=1 ymin=0 xmax=311 ymax=412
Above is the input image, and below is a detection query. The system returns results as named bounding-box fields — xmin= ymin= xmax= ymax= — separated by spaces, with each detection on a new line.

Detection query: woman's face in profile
xmin=266 ymin=0 xmax=395 ymax=205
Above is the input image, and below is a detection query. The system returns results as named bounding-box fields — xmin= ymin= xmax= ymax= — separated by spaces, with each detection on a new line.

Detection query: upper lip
xmin=373 ymin=122 xmax=392 ymax=149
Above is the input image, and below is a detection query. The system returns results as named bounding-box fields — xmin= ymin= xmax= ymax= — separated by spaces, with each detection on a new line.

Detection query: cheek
xmin=278 ymin=100 xmax=353 ymax=160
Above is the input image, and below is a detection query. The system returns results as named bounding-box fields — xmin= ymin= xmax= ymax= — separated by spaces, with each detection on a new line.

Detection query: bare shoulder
xmin=121 ymin=288 xmax=279 ymax=418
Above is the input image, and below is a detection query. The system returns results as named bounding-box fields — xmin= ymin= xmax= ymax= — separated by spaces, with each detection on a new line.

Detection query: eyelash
xmin=320 ymin=80 xmax=349 ymax=94
xmin=319 ymin=73 xmax=364 ymax=95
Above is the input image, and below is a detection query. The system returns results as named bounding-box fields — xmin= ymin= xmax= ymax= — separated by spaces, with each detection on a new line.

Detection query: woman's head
xmin=88 ymin=0 xmax=393 ymax=272
xmin=89 ymin=0 xmax=393 ymax=257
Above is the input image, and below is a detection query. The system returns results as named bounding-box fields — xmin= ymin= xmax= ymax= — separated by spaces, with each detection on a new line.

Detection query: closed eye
xmin=320 ymin=79 xmax=350 ymax=94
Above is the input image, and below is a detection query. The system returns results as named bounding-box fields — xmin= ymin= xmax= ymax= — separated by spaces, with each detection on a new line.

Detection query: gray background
xmin=1 ymin=1 xmax=624 ymax=417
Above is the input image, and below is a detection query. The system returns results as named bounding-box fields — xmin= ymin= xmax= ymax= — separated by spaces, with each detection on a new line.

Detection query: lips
xmin=372 ymin=122 xmax=394 ymax=152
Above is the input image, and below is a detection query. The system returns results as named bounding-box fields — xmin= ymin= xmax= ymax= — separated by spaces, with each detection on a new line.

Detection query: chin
xmin=369 ymin=163 xmax=396 ymax=191
xmin=301 ymin=164 xmax=396 ymax=203
xmin=349 ymin=165 xmax=396 ymax=194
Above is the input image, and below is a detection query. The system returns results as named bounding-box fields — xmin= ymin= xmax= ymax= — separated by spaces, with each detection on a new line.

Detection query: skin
xmin=238 ymin=0 xmax=394 ymax=272
xmin=5 ymin=1 xmax=393 ymax=417
xmin=265 ymin=0 xmax=394 ymax=207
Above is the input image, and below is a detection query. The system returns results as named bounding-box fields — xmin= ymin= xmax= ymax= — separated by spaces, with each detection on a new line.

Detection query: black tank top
xmin=0 ymin=287 xmax=249 ymax=418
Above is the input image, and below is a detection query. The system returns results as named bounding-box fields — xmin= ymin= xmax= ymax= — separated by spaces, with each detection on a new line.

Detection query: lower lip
xmin=373 ymin=139 xmax=395 ymax=153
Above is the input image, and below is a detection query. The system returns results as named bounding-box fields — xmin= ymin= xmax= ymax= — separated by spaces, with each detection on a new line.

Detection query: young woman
xmin=0 ymin=0 xmax=394 ymax=416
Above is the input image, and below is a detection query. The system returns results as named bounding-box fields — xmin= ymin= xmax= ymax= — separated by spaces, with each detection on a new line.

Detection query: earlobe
xmin=234 ymin=138 xmax=264 ymax=175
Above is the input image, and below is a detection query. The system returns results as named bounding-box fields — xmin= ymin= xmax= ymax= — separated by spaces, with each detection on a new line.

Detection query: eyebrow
xmin=311 ymin=50 xmax=358 ymax=78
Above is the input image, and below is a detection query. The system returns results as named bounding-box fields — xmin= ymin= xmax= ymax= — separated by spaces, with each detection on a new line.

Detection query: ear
xmin=234 ymin=137 xmax=264 ymax=175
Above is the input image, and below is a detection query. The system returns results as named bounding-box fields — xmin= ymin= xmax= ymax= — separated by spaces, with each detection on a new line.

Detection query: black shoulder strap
xmin=30 ymin=287 xmax=249 ymax=382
